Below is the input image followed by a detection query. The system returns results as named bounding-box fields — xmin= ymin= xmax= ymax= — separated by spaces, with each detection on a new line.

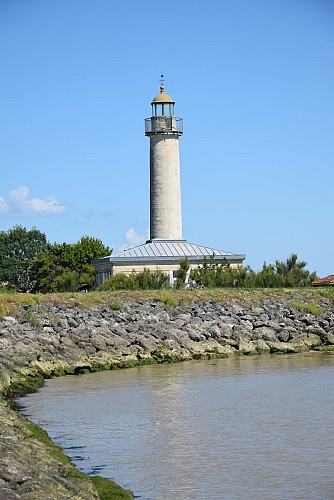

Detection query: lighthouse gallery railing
xmin=145 ymin=117 xmax=183 ymax=134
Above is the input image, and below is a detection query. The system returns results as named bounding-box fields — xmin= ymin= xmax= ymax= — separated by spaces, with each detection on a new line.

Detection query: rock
xmin=252 ymin=326 xmax=278 ymax=342
xmin=219 ymin=315 xmax=239 ymax=326
xmin=304 ymin=334 xmax=321 ymax=347
xmin=252 ymin=339 xmax=270 ymax=353
xmin=320 ymin=331 xmax=334 ymax=345
xmin=240 ymin=319 xmax=253 ymax=331
xmin=237 ymin=340 xmax=256 ymax=354
xmin=277 ymin=329 xmax=290 ymax=342
xmin=266 ymin=341 xmax=291 ymax=353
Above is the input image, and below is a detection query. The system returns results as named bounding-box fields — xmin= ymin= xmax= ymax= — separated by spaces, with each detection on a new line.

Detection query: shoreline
xmin=0 ymin=290 xmax=333 ymax=498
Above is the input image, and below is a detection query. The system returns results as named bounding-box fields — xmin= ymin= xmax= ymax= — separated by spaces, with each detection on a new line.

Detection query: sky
xmin=1 ymin=0 xmax=333 ymax=277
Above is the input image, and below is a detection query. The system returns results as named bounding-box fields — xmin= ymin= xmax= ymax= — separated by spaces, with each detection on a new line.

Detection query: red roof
xmin=311 ymin=275 xmax=334 ymax=286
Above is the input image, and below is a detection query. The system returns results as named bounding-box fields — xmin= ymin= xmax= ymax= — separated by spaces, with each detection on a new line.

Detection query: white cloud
xmin=9 ymin=185 xmax=30 ymax=203
xmin=1 ymin=185 xmax=66 ymax=215
xmin=27 ymin=196 xmax=66 ymax=214
xmin=125 ymin=227 xmax=149 ymax=245
xmin=0 ymin=196 xmax=8 ymax=213
xmin=115 ymin=225 xmax=149 ymax=253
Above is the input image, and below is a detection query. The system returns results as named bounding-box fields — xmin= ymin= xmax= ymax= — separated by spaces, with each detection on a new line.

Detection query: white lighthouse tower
xmin=92 ymin=79 xmax=246 ymax=287
xmin=145 ymin=78 xmax=183 ymax=241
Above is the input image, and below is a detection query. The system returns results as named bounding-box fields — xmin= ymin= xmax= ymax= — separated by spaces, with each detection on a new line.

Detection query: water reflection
xmin=19 ymin=353 xmax=334 ymax=499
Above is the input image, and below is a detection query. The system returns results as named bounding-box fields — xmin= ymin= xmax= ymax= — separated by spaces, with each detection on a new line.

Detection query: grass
xmin=0 ymin=287 xmax=333 ymax=317
xmin=291 ymin=301 xmax=325 ymax=316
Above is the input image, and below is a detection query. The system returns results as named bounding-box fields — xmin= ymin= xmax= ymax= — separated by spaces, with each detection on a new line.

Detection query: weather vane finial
xmin=160 ymin=73 xmax=165 ymax=93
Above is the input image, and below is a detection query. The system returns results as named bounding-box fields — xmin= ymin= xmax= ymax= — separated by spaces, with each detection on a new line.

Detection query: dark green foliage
xmin=0 ymin=227 xmax=110 ymax=293
xmin=103 ymin=268 xmax=169 ymax=291
xmin=136 ymin=268 xmax=168 ymax=290
xmin=0 ymin=226 xmax=48 ymax=292
xmin=253 ymin=253 xmax=318 ymax=287
xmin=31 ymin=236 xmax=111 ymax=292
xmin=103 ymin=273 xmax=136 ymax=291
xmin=190 ymin=253 xmax=317 ymax=289
xmin=190 ymin=255 xmax=230 ymax=288
xmin=175 ymin=258 xmax=189 ymax=289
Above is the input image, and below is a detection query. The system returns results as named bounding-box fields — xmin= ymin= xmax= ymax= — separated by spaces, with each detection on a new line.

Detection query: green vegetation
xmin=291 ymin=301 xmax=325 ymax=316
xmin=0 ymin=288 xmax=333 ymax=318
xmin=18 ymin=310 xmax=42 ymax=327
xmin=91 ymin=476 xmax=133 ymax=499
xmin=4 ymin=373 xmax=45 ymax=399
xmin=30 ymin=235 xmax=111 ymax=293
xmin=103 ymin=268 xmax=169 ymax=291
xmin=0 ymin=226 xmax=48 ymax=292
xmin=175 ymin=258 xmax=190 ymax=289
xmin=0 ymin=226 xmax=111 ymax=293
xmin=190 ymin=253 xmax=318 ymax=289
xmin=0 ymin=224 xmax=322 ymax=294
xmin=108 ymin=299 xmax=124 ymax=310
xmin=160 ymin=292 xmax=179 ymax=307
xmin=103 ymin=253 xmax=319 ymax=291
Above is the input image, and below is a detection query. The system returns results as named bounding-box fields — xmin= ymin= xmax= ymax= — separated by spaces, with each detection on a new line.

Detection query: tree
xmin=274 ymin=253 xmax=317 ymax=287
xmin=189 ymin=253 xmax=317 ymax=289
xmin=0 ymin=226 xmax=48 ymax=291
xmin=175 ymin=258 xmax=190 ymax=289
xmin=31 ymin=236 xmax=111 ymax=292
xmin=190 ymin=256 xmax=230 ymax=288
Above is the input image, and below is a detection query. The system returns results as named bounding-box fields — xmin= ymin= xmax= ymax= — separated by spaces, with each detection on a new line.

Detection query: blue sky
xmin=1 ymin=0 xmax=333 ymax=276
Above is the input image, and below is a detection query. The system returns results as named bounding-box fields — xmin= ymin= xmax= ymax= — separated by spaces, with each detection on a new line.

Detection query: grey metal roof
xmin=92 ymin=240 xmax=246 ymax=265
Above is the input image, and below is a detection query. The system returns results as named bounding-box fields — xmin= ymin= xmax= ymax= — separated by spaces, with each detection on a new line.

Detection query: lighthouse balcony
xmin=145 ymin=117 xmax=183 ymax=135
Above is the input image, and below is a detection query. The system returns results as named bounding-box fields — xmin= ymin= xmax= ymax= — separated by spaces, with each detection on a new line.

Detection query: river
xmin=18 ymin=353 xmax=334 ymax=499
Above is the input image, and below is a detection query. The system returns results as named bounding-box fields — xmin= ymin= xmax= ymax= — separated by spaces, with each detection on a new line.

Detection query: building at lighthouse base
xmin=92 ymin=239 xmax=246 ymax=289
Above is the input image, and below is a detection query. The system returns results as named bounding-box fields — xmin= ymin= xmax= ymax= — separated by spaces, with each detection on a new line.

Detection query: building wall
xmin=112 ymin=262 xmax=241 ymax=275
xmin=94 ymin=259 xmax=243 ymax=288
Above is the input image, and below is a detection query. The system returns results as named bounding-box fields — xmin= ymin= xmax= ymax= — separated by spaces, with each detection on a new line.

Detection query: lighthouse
xmin=145 ymin=78 xmax=183 ymax=241
xmin=92 ymin=80 xmax=246 ymax=287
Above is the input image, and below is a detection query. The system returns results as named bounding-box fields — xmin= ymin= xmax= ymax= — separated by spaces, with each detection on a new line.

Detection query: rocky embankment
xmin=0 ymin=293 xmax=334 ymax=498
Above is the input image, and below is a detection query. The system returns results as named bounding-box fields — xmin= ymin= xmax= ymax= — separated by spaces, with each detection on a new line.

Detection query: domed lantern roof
xmin=151 ymin=84 xmax=175 ymax=105
xmin=149 ymin=76 xmax=177 ymax=120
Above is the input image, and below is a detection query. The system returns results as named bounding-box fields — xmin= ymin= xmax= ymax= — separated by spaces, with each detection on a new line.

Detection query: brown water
xmin=18 ymin=353 xmax=334 ymax=499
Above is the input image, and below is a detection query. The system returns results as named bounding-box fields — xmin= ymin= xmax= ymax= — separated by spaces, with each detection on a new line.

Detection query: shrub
xmin=103 ymin=268 xmax=169 ymax=291
xmin=18 ymin=310 xmax=41 ymax=327
xmin=108 ymin=299 xmax=123 ymax=310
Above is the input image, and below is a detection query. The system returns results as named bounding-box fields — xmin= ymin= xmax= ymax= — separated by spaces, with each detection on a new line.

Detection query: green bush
xmin=103 ymin=268 xmax=169 ymax=291
xmin=108 ymin=299 xmax=123 ymax=310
